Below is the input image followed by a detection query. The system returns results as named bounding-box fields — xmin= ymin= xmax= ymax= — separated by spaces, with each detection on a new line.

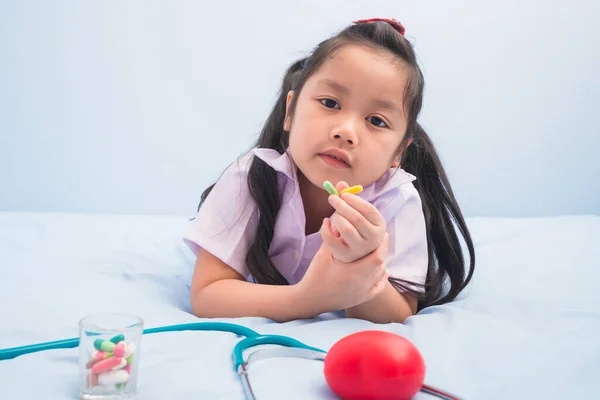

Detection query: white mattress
xmin=0 ymin=212 xmax=598 ymax=399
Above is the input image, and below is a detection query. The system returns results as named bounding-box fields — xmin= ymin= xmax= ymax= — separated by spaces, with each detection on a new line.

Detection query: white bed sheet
xmin=0 ymin=212 xmax=598 ymax=399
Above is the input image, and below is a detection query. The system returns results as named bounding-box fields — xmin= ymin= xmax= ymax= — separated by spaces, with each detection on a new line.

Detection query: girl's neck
xmin=297 ymin=170 xmax=334 ymax=236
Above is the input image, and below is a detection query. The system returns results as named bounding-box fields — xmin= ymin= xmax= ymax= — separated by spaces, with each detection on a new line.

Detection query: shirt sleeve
xmin=183 ymin=154 xmax=258 ymax=279
xmin=384 ymin=184 xmax=429 ymax=293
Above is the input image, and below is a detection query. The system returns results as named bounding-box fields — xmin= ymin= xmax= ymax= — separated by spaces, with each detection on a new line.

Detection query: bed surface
xmin=0 ymin=211 xmax=598 ymax=399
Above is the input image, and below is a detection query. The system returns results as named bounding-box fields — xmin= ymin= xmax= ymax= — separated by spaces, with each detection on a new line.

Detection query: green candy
xmin=100 ymin=340 xmax=115 ymax=352
xmin=116 ymin=383 xmax=125 ymax=390
xmin=126 ymin=355 xmax=134 ymax=365
xmin=93 ymin=339 xmax=104 ymax=351
xmin=110 ymin=334 xmax=125 ymax=344
xmin=323 ymin=180 xmax=338 ymax=196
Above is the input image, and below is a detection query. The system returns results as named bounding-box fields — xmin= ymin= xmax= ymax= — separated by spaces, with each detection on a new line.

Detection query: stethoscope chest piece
xmin=234 ymin=334 xmax=327 ymax=400
xmin=236 ymin=330 xmax=461 ymax=400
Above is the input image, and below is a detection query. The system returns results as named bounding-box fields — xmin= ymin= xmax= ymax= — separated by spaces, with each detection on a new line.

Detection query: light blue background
xmin=1 ymin=0 xmax=598 ymax=217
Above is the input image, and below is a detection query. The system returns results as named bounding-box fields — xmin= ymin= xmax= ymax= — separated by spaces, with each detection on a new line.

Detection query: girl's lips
xmin=319 ymin=154 xmax=350 ymax=168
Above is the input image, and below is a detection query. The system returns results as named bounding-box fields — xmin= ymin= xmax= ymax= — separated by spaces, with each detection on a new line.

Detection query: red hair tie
xmin=353 ymin=17 xmax=406 ymax=36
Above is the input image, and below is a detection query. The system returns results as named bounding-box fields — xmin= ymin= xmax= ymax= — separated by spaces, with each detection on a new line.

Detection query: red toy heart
xmin=324 ymin=330 xmax=425 ymax=400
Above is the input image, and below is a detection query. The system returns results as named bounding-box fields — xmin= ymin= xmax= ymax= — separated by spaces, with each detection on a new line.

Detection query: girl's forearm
xmin=191 ymin=279 xmax=325 ymax=322
xmin=345 ymin=281 xmax=415 ymax=323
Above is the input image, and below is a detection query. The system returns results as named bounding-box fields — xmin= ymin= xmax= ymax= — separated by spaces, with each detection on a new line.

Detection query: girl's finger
xmin=340 ymin=192 xmax=386 ymax=228
xmin=329 ymin=195 xmax=375 ymax=240
xmin=320 ymin=217 xmax=349 ymax=257
xmin=331 ymin=213 xmax=365 ymax=248
xmin=335 ymin=181 xmax=350 ymax=193
xmin=331 ymin=221 xmax=341 ymax=238
xmin=330 ymin=212 xmax=363 ymax=249
xmin=319 ymin=218 xmax=337 ymax=247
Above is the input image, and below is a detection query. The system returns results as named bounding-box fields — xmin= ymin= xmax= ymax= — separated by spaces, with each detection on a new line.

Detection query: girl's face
xmin=285 ymin=43 xmax=410 ymax=194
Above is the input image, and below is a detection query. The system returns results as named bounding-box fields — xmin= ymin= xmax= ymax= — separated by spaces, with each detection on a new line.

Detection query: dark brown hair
xmin=199 ymin=21 xmax=475 ymax=310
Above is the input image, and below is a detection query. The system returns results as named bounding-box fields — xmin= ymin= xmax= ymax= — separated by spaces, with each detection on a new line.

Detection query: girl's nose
xmin=330 ymin=119 xmax=359 ymax=146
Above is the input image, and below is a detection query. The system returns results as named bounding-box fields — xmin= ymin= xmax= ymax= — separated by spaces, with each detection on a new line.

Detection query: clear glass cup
xmin=79 ymin=314 xmax=144 ymax=400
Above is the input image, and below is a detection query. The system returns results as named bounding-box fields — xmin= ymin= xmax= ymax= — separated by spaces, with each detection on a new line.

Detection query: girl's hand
xmin=298 ymin=221 xmax=389 ymax=312
xmin=324 ymin=181 xmax=387 ymax=263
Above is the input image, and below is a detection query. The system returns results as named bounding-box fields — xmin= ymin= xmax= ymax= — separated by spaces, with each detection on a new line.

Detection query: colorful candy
xmin=100 ymin=341 xmax=115 ymax=353
xmin=111 ymin=357 xmax=128 ymax=371
xmin=341 ymin=185 xmax=363 ymax=195
xmin=123 ymin=342 xmax=136 ymax=358
xmin=110 ymin=334 xmax=125 ymax=344
xmin=85 ymin=335 xmax=135 ymax=392
xmin=92 ymin=339 xmax=116 ymax=352
xmin=92 ymin=357 xmax=124 ymax=374
xmin=98 ymin=369 xmax=129 ymax=386
xmin=323 ymin=181 xmax=363 ymax=196
xmin=323 ymin=181 xmax=338 ymax=195
xmin=113 ymin=342 xmax=125 ymax=357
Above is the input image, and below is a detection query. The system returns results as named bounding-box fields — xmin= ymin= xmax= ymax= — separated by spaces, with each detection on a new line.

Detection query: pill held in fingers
xmin=323 ymin=181 xmax=363 ymax=196
xmin=341 ymin=185 xmax=363 ymax=195
xmin=323 ymin=181 xmax=339 ymax=195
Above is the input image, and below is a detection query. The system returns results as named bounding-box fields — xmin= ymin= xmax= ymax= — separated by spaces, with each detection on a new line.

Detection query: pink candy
xmin=85 ymin=336 xmax=135 ymax=390
xmin=113 ymin=342 xmax=126 ymax=357
xmin=92 ymin=357 xmax=124 ymax=374
xmin=111 ymin=357 xmax=127 ymax=371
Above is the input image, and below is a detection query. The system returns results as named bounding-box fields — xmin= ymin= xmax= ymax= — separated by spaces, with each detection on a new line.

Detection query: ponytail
xmin=199 ymin=58 xmax=307 ymax=285
xmin=243 ymin=59 xmax=308 ymax=285
xmin=401 ymin=123 xmax=475 ymax=309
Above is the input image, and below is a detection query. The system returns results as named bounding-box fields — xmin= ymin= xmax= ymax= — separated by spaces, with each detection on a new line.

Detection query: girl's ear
xmin=391 ymin=138 xmax=413 ymax=168
xmin=283 ymin=90 xmax=294 ymax=132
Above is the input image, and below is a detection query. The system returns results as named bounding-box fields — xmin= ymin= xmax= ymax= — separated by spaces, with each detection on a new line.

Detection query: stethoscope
xmin=0 ymin=322 xmax=461 ymax=400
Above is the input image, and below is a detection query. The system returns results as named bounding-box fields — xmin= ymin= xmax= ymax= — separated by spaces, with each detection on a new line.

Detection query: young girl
xmin=184 ymin=18 xmax=475 ymax=324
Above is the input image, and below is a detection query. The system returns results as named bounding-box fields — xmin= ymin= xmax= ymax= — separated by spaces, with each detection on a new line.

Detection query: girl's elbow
xmin=189 ymin=286 xmax=210 ymax=318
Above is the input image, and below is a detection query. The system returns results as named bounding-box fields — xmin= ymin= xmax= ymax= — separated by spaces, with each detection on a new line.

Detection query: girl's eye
xmin=320 ymin=99 xmax=340 ymax=109
xmin=367 ymin=116 xmax=388 ymax=128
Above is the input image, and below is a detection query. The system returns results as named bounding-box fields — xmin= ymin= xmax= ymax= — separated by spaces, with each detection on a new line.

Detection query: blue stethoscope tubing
xmin=0 ymin=322 xmax=262 ymax=361
xmin=0 ymin=321 xmax=327 ymax=400
xmin=0 ymin=321 xmax=460 ymax=400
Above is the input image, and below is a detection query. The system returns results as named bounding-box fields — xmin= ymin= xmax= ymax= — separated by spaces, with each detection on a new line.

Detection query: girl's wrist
xmin=291 ymin=281 xmax=332 ymax=319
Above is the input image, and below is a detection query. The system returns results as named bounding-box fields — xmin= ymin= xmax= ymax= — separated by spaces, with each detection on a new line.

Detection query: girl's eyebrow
xmin=372 ymin=99 xmax=399 ymax=112
xmin=317 ymin=78 xmax=401 ymax=113
xmin=317 ymin=78 xmax=351 ymax=95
